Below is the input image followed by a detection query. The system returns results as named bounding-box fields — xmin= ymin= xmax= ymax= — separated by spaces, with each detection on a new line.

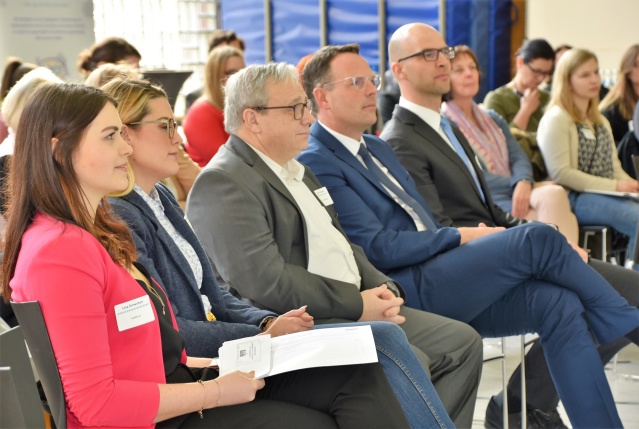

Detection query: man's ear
xmin=390 ymin=62 xmax=404 ymax=81
xmin=313 ymin=87 xmax=329 ymax=111
xmin=515 ymin=56 xmax=524 ymax=70
xmin=242 ymin=108 xmax=261 ymax=133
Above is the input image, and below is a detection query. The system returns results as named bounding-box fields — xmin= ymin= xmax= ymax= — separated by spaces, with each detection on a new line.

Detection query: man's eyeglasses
xmin=321 ymin=74 xmax=381 ymax=91
xmin=127 ymin=118 xmax=178 ymax=139
xmin=398 ymin=46 xmax=456 ymax=62
xmin=251 ymin=99 xmax=312 ymax=120
xmin=525 ymin=63 xmax=552 ymax=78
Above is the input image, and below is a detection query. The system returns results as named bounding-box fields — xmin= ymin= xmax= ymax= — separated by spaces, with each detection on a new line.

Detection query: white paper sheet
xmin=218 ymin=325 xmax=378 ymax=378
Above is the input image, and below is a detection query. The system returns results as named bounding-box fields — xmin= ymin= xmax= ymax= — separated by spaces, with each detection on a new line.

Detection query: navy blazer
xmin=298 ymin=122 xmax=462 ymax=306
xmin=109 ymin=184 xmax=275 ymax=357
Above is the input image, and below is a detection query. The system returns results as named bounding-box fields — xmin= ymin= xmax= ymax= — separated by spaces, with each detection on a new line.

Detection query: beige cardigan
xmin=538 ymin=105 xmax=630 ymax=191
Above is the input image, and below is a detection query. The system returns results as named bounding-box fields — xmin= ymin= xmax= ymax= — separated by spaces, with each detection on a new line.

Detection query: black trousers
xmin=159 ymin=363 xmax=409 ymax=429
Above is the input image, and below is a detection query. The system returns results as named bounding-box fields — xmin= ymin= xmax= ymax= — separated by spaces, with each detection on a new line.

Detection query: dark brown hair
xmin=302 ymin=44 xmax=360 ymax=112
xmin=77 ymin=37 xmax=141 ymax=76
xmin=1 ymin=83 xmax=136 ymax=301
xmin=1 ymin=57 xmax=38 ymax=99
xmin=208 ymin=29 xmax=245 ymax=53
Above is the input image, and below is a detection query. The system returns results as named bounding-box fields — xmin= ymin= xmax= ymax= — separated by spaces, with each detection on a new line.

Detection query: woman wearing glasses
xmin=442 ymin=45 xmax=578 ymax=242
xmin=105 ymin=77 xmax=457 ymax=428
xmin=4 ymin=80 xmax=417 ymax=429
xmin=184 ymin=46 xmax=245 ymax=167
xmin=484 ymin=39 xmax=555 ymax=181
xmin=538 ymin=49 xmax=639 ymax=271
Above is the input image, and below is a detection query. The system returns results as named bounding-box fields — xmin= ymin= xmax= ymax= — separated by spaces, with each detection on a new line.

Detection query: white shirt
xmin=249 ymin=145 xmax=362 ymax=288
xmin=398 ymin=97 xmax=456 ymax=151
xmin=318 ymin=121 xmax=426 ymax=232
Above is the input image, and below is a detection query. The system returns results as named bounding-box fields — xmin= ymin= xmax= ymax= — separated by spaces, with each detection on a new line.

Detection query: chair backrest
xmin=0 ymin=326 xmax=44 ymax=428
xmin=11 ymin=301 xmax=67 ymax=429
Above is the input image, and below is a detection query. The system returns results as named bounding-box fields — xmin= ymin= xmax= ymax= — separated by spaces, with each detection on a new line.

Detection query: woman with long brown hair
xmin=1 ymin=82 xmax=410 ymax=429
xmin=599 ymin=44 xmax=639 ymax=143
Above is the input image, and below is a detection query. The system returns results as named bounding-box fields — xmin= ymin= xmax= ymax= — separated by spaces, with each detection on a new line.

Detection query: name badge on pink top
xmin=115 ymin=295 xmax=156 ymax=331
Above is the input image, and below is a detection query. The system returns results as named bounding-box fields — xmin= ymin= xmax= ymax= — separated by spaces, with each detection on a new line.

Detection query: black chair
xmin=11 ymin=301 xmax=66 ymax=429
xmin=617 ymin=130 xmax=639 ymax=180
xmin=143 ymin=70 xmax=193 ymax=111
xmin=0 ymin=325 xmax=44 ymax=428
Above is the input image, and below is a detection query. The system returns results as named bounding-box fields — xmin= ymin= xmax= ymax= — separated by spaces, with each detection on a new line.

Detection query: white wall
xmin=527 ymin=0 xmax=639 ymax=73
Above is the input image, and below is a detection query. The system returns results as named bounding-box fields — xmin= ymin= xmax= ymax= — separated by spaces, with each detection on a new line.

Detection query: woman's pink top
xmin=10 ymin=213 xmax=186 ymax=429
xmin=183 ymin=99 xmax=229 ymax=167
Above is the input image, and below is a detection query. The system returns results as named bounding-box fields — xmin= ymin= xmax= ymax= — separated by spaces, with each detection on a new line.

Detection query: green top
xmin=483 ymin=81 xmax=551 ymax=181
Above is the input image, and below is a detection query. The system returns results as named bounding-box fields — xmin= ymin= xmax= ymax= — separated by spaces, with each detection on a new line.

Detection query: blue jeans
xmin=315 ymin=322 xmax=454 ymax=429
xmin=569 ymin=191 xmax=639 ymax=270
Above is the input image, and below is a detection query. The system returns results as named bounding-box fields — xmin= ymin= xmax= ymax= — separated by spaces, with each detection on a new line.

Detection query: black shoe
xmin=485 ymin=394 xmax=523 ymax=429
xmin=528 ymin=408 xmax=568 ymax=429
xmin=484 ymin=395 xmax=568 ymax=429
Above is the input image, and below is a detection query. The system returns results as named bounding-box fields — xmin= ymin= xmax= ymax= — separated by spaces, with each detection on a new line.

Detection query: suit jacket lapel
xmin=123 ymin=190 xmax=200 ymax=296
xmin=226 ymin=135 xmax=301 ymax=208
xmin=310 ymin=122 xmax=396 ymax=200
xmin=398 ymin=107 xmax=486 ymax=202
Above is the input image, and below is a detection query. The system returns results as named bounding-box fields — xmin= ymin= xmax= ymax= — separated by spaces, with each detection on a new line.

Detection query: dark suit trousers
xmin=506 ymin=258 xmax=638 ymax=412
xmin=413 ymin=223 xmax=639 ymax=428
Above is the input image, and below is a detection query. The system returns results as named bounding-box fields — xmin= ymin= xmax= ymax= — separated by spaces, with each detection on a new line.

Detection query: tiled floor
xmin=472 ymin=337 xmax=639 ymax=429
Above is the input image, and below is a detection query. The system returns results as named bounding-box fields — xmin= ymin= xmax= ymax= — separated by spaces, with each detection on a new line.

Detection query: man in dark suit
xmin=296 ymin=34 xmax=639 ymax=429
xmin=379 ymin=23 xmax=639 ymax=429
xmin=186 ymin=61 xmax=484 ymax=428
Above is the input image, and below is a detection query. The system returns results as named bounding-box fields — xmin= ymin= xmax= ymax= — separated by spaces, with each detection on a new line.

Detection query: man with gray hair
xmin=187 ymin=62 xmax=483 ymax=428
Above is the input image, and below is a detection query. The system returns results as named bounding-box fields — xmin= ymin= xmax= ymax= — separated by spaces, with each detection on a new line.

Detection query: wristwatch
xmin=259 ymin=316 xmax=277 ymax=332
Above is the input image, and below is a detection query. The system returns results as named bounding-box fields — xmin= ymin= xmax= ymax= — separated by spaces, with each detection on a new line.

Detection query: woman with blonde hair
xmin=3 ymin=81 xmax=416 ymax=429
xmin=538 ymin=48 xmax=639 ymax=270
xmin=104 ymin=77 xmax=457 ymax=429
xmin=183 ymin=46 xmax=244 ymax=166
xmin=599 ymin=44 xmax=639 ymax=142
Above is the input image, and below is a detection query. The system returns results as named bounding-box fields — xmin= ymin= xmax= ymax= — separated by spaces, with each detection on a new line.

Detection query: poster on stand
xmin=0 ymin=0 xmax=95 ymax=81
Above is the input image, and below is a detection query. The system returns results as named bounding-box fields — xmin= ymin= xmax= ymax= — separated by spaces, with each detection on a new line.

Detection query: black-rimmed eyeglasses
xmin=127 ymin=118 xmax=178 ymax=139
xmin=251 ymin=99 xmax=312 ymax=120
xmin=321 ymin=74 xmax=381 ymax=91
xmin=398 ymin=46 xmax=456 ymax=62
xmin=525 ymin=63 xmax=552 ymax=78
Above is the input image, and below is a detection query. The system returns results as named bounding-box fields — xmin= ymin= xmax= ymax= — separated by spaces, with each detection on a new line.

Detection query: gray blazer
xmin=186 ymin=135 xmax=398 ymax=323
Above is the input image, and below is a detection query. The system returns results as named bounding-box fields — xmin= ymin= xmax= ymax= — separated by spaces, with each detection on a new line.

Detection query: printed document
xmin=218 ymin=325 xmax=378 ymax=378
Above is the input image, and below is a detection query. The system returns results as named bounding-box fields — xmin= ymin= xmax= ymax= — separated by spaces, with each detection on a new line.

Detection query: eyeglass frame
xmin=127 ymin=118 xmax=178 ymax=139
xmin=321 ymin=74 xmax=381 ymax=91
xmin=397 ymin=46 xmax=456 ymax=63
xmin=524 ymin=62 xmax=552 ymax=78
xmin=250 ymin=99 xmax=313 ymax=120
